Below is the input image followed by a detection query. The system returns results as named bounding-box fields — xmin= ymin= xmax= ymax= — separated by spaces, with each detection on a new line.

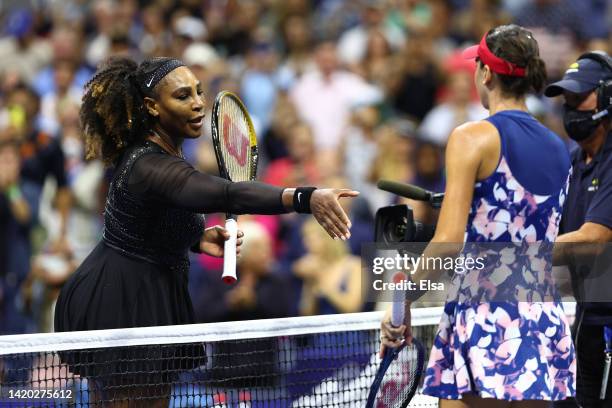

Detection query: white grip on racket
xmin=391 ymin=272 xmax=407 ymax=327
xmin=221 ymin=218 xmax=238 ymax=284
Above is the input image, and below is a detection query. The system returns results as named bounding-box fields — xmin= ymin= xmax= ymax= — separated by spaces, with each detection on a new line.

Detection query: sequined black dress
xmin=55 ymin=140 xmax=286 ymax=332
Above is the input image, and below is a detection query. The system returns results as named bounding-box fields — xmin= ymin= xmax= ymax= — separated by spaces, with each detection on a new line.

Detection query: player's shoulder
xmin=448 ymin=120 xmax=498 ymax=148
xmin=454 ymin=119 xmax=497 ymax=135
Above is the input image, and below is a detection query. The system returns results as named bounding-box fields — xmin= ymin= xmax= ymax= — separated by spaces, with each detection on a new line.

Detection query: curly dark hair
xmin=80 ymin=56 xmax=177 ymax=165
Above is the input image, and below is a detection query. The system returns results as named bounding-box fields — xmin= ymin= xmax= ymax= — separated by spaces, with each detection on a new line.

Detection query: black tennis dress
xmin=54 ymin=140 xmax=286 ymax=333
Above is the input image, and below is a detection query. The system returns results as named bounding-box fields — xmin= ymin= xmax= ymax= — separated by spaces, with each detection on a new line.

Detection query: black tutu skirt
xmin=54 ymin=242 xmax=205 ymax=384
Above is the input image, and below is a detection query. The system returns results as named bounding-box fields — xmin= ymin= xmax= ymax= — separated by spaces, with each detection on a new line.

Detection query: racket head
xmin=211 ymin=91 xmax=258 ymax=182
xmin=366 ymin=338 xmax=426 ymax=408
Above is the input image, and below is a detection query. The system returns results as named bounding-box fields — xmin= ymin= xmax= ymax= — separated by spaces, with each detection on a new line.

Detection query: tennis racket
xmin=366 ymin=272 xmax=426 ymax=408
xmin=211 ymin=91 xmax=258 ymax=284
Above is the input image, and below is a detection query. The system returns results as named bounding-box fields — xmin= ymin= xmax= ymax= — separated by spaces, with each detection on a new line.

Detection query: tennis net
xmin=0 ymin=304 xmax=574 ymax=407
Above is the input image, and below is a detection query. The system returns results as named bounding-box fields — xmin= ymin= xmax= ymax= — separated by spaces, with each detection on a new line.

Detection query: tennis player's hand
xmin=200 ymin=225 xmax=244 ymax=257
xmin=310 ymin=189 xmax=359 ymax=240
xmin=379 ymin=307 xmax=412 ymax=358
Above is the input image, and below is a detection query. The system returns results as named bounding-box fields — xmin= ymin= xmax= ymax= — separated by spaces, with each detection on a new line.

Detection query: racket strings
xmin=219 ymin=97 xmax=253 ymax=182
xmin=376 ymin=343 xmax=423 ymax=408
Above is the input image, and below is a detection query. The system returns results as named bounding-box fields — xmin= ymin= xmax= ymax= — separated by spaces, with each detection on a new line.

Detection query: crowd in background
xmin=0 ymin=0 xmax=610 ymax=335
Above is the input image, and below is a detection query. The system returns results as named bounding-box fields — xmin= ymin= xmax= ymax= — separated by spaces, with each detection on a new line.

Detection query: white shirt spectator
xmin=290 ymin=70 xmax=382 ymax=150
xmin=0 ymin=37 xmax=52 ymax=85
xmin=343 ymin=126 xmax=378 ymax=194
xmin=337 ymin=24 xmax=405 ymax=66
xmin=419 ymin=102 xmax=488 ymax=146
xmin=39 ymin=89 xmax=82 ymax=136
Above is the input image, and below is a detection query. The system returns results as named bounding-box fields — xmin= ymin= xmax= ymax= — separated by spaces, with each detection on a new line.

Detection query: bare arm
xmin=558 ymin=223 xmax=612 ymax=244
xmin=406 ymin=122 xmax=490 ymax=298
xmin=553 ymin=222 xmax=612 ymax=265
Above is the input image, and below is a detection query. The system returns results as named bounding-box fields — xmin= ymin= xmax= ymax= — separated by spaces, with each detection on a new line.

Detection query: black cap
xmin=545 ymin=56 xmax=612 ymax=97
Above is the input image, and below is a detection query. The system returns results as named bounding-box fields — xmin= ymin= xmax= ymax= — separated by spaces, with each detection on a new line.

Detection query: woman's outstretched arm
xmin=129 ymin=153 xmax=358 ymax=239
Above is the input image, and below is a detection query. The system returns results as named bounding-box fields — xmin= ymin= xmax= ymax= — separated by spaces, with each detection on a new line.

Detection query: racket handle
xmin=391 ymin=272 xmax=407 ymax=327
xmin=221 ymin=218 xmax=238 ymax=284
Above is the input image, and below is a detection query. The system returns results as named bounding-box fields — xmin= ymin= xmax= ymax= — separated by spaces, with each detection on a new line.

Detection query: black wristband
xmin=293 ymin=187 xmax=317 ymax=214
xmin=190 ymin=241 xmax=204 ymax=254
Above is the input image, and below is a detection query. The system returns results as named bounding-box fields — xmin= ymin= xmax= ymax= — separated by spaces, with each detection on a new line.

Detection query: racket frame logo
xmin=222 ymin=113 xmax=249 ymax=166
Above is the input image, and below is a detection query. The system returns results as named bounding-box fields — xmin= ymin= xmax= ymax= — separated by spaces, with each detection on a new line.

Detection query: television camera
xmin=374 ymin=180 xmax=443 ymax=244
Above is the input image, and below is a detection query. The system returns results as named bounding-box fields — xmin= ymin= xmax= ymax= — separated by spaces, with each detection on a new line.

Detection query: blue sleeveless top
xmin=465 ymin=110 xmax=571 ymax=243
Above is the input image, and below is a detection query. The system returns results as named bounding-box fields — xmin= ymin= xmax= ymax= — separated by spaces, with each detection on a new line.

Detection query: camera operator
xmin=545 ymin=51 xmax=612 ymax=408
xmin=380 ymin=25 xmax=576 ymax=407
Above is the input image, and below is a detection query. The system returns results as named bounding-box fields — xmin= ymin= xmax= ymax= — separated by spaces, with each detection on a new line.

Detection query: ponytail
xmin=80 ymin=57 xmax=152 ymax=165
xmin=525 ymin=55 xmax=547 ymax=94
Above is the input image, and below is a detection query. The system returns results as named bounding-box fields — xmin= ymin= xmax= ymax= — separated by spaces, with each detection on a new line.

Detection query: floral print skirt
xmin=421 ymin=301 xmax=576 ymax=401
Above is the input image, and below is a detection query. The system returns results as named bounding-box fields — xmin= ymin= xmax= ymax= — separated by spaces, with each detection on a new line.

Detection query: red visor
xmin=462 ymin=34 xmax=526 ymax=77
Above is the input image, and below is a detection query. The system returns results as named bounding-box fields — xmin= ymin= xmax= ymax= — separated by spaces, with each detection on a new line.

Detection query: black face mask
xmin=563 ymin=104 xmax=602 ymax=142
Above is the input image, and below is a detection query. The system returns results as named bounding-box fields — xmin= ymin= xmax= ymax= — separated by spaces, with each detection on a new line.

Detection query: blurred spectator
xmin=290 ymin=40 xmax=383 ymax=154
xmin=3 ymin=83 xmax=72 ymax=243
xmin=368 ymin=122 xmax=416 ymax=210
xmin=0 ymin=138 xmax=39 ymax=334
xmin=412 ymin=141 xmax=445 ymax=194
xmin=85 ymin=0 xmax=117 ymax=66
xmin=424 ymin=0 xmax=457 ymax=59
xmin=514 ymin=0 xmax=608 ymax=41
xmin=264 ymin=123 xmax=320 ymax=188
xmin=392 ymin=32 xmax=440 ymax=121
xmin=183 ymin=42 xmax=219 ymax=90
xmin=170 ymin=15 xmax=207 ymax=58
xmin=137 ymin=4 xmax=172 ymax=57
xmin=394 ymin=0 xmax=457 ymax=60
xmin=337 ymin=1 xmax=404 ymax=68
xmin=85 ymin=0 xmax=137 ymax=62
xmin=391 ymin=0 xmax=433 ymax=35
xmin=39 ymin=59 xmax=82 ymax=135
xmin=107 ymin=28 xmax=133 ymax=59
xmin=435 ymin=50 xmax=479 ymax=101
xmin=294 ymin=219 xmax=363 ymax=315
xmin=261 ymin=92 xmax=299 ymax=161
xmin=513 ymin=0 xmax=603 ymax=79
xmin=357 ymin=29 xmax=402 ymax=95
xmin=340 ymin=104 xmax=381 ymax=194
xmin=31 ymin=26 xmax=92 ymax=99
xmin=193 ymin=221 xmax=291 ymax=323
xmin=418 ymin=70 xmax=487 ymax=145
xmin=452 ymin=0 xmax=512 ymax=44
xmin=402 ymin=140 xmax=446 ymax=225
xmin=241 ymin=41 xmax=280 ymax=136
xmin=278 ymin=15 xmax=314 ymax=84
xmin=310 ymin=0 xmax=363 ymax=42
xmin=206 ymin=0 xmax=263 ymax=57
xmin=0 ymin=8 xmax=52 ymax=85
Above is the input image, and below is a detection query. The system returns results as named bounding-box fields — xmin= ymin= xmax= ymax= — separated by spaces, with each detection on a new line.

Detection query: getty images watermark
xmin=361 ymin=242 xmax=612 ymax=304
xmin=370 ymin=252 xmax=485 ymax=292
